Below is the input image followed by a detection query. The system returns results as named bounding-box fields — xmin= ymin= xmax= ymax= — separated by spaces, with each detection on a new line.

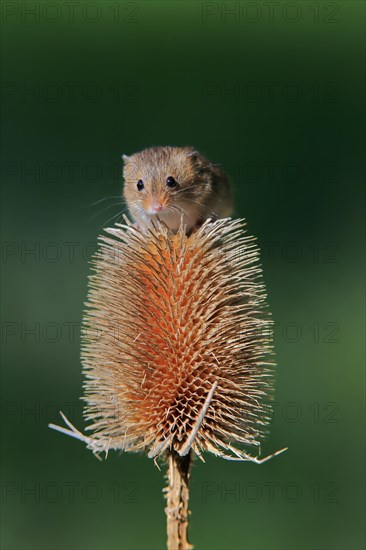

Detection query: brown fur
xmin=123 ymin=146 xmax=232 ymax=232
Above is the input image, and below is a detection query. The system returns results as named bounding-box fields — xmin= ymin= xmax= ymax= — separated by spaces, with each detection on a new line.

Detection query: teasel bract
xmin=50 ymin=217 xmax=286 ymax=550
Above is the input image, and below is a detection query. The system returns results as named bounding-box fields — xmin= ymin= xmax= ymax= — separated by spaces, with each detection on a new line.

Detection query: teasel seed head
xmin=76 ymin=217 xmax=279 ymax=463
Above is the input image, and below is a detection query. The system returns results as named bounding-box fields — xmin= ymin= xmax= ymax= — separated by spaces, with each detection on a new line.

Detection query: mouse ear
xmin=186 ymin=149 xmax=199 ymax=160
xmin=122 ymin=154 xmax=130 ymax=163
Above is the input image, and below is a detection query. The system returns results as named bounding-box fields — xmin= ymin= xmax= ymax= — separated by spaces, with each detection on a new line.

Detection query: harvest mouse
xmin=123 ymin=146 xmax=232 ymax=233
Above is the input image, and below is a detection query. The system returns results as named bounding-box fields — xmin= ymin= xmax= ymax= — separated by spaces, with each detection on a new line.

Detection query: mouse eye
xmin=166 ymin=176 xmax=177 ymax=188
xmin=137 ymin=179 xmax=144 ymax=191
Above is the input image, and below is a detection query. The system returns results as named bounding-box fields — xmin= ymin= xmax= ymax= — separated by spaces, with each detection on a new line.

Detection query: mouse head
xmin=122 ymin=146 xmax=214 ymax=230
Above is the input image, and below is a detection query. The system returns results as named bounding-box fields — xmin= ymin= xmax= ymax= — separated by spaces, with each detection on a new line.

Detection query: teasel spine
xmin=79 ymin=218 xmax=276 ymax=461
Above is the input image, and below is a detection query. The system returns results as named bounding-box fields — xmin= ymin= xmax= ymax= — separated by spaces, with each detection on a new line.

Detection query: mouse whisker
xmin=84 ymin=195 xmax=124 ymax=208
xmin=173 ymin=185 xmax=200 ymax=196
xmin=99 ymin=204 xmax=132 ymax=230
xmin=84 ymin=202 xmax=124 ymax=225
xmin=175 ymin=198 xmax=206 ymax=216
xmin=101 ymin=210 xmax=126 ymax=230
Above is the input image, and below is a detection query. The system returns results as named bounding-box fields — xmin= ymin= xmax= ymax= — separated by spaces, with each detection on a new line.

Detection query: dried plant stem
xmin=165 ymin=451 xmax=193 ymax=550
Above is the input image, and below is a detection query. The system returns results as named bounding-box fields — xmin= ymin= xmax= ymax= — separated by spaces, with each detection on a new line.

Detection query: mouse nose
xmin=151 ymin=202 xmax=164 ymax=213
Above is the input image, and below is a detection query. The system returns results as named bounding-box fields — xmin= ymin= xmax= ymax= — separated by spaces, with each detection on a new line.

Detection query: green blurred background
xmin=1 ymin=1 xmax=364 ymax=549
